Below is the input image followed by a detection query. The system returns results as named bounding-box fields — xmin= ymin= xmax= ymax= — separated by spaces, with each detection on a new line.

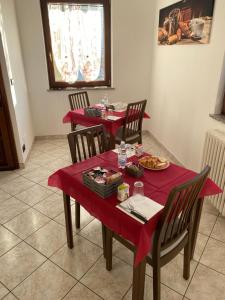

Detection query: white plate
xmin=139 ymin=156 xmax=170 ymax=171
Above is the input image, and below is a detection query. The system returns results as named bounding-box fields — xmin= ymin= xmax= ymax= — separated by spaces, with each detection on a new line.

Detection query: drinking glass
xmin=133 ymin=181 xmax=144 ymax=196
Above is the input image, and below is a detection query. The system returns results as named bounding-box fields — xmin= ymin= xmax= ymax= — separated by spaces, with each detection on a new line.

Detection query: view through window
xmin=40 ymin=0 xmax=111 ymax=89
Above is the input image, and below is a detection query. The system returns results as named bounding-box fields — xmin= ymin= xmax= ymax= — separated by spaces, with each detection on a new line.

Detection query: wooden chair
xmin=67 ymin=125 xmax=108 ymax=231
xmin=68 ymin=91 xmax=90 ymax=131
xmin=104 ymin=165 xmax=211 ymax=300
xmin=115 ymin=100 xmax=147 ymax=145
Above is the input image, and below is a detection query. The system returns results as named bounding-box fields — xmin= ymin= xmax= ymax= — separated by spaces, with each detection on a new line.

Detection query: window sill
xmin=209 ymin=114 xmax=225 ymax=124
xmin=47 ymin=86 xmax=115 ymax=92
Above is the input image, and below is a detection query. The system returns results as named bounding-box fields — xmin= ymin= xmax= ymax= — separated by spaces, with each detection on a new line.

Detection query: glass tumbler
xmin=133 ymin=181 xmax=144 ymax=196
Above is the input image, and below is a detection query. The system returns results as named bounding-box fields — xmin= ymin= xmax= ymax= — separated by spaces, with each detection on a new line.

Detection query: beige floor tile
xmin=34 ymin=193 xmax=63 ymax=218
xmin=15 ymin=184 xmax=53 ymax=206
xmin=180 ymin=233 xmax=208 ymax=262
xmin=158 ymin=254 xmax=197 ymax=295
xmin=4 ymin=208 xmax=50 ymax=239
xmin=0 ymin=282 xmax=9 ymax=299
xmin=62 ymin=153 xmax=73 ymax=162
xmin=38 ymin=178 xmax=60 ymax=192
xmin=202 ymin=198 xmax=219 ymax=216
xmin=23 ymin=167 xmax=52 ymax=183
xmin=0 ymin=190 xmax=11 ymax=204
xmin=15 ymin=162 xmax=40 ymax=175
xmin=25 ymin=220 xmax=67 ymax=257
xmin=186 ymin=264 xmax=225 ymax=300
xmin=192 ymin=233 xmax=208 ymax=261
xmin=200 ymin=238 xmax=225 ymax=275
xmin=0 ymin=177 xmax=35 ymax=196
xmin=198 ymin=212 xmax=217 ymax=236
xmin=28 ymin=153 xmax=57 ymax=167
xmin=54 ymin=206 xmax=94 ymax=232
xmin=45 ymin=158 xmax=69 ymax=171
xmin=81 ymin=256 xmax=132 ymax=300
xmin=64 ymin=282 xmax=101 ymax=300
xmin=32 ymin=142 xmax=58 ymax=152
xmin=0 ymin=242 xmax=46 ymax=290
xmin=113 ymin=241 xmax=134 ymax=266
xmin=40 ymin=143 xmax=62 ymax=153
xmin=0 ymin=226 xmax=21 ymax=256
xmin=79 ymin=219 xmax=103 ymax=247
xmin=51 ymin=235 xmax=102 ymax=279
xmin=211 ymin=217 xmax=225 ymax=243
xmin=47 ymin=148 xmax=68 ymax=159
xmin=1 ymin=293 xmax=17 ymax=300
xmin=13 ymin=260 xmax=76 ymax=300
xmin=0 ymin=198 xmax=30 ymax=224
xmin=124 ymin=274 xmax=183 ymax=300
xmin=0 ymin=172 xmax=19 ymax=186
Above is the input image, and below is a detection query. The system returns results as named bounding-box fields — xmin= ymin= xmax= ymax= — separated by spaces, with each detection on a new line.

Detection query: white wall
xmin=149 ymin=0 xmax=225 ymax=171
xmin=15 ymin=0 xmax=155 ymax=136
xmin=0 ymin=0 xmax=34 ymax=163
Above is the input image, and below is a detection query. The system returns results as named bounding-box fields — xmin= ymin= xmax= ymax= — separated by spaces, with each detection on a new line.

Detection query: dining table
xmin=63 ymin=106 xmax=150 ymax=149
xmin=48 ymin=150 xmax=222 ymax=299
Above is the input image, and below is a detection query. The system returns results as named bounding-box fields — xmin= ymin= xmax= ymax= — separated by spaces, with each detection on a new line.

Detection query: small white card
xmin=107 ymin=116 xmax=121 ymax=121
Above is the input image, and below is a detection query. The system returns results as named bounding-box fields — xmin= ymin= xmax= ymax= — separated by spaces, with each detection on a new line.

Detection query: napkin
xmin=117 ymin=195 xmax=163 ymax=224
xmin=107 ymin=115 xmax=121 ymax=121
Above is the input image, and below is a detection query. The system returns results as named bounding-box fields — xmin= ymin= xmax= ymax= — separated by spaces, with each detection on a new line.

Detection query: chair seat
xmin=148 ymin=230 xmax=188 ymax=258
xmin=115 ymin=127 xmax=140 ymax=143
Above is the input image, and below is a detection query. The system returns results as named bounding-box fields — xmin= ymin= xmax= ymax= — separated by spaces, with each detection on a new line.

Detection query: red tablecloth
xmin=63 ymin=108 xmax=150 ymax=135
xmin=48 ymin=151 xmax=222 ymax=266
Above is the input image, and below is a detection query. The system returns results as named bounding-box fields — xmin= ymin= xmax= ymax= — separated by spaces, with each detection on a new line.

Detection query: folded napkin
xmin=107 ymin=115 xmax=121 ymax=121
xmin=117 ymin=195 xmax=163 ymax=224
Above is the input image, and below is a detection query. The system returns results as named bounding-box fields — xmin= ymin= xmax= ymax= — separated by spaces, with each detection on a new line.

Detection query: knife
xmin=118 ymin=204 xmax=148 ymax=224
xmin=130 ymin=210 xmax=148 ymax=224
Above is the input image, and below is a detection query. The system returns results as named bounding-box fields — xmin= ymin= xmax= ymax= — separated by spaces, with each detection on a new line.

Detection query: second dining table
xmin=48 ymin=150 xmax=222 ymax=299
xmin=63 ymin=105 xmax=150 ymax=148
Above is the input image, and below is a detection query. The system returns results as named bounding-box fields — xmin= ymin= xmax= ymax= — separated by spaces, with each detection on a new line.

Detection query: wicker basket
xmin=83 ymin=171 xmax=122 ymax=199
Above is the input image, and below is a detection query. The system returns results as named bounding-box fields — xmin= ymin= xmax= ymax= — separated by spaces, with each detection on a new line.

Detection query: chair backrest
xmin=68 ymin=91 xmax=90 ymax=110
xmin=122 ymin=100 xmax=147 ymax=140
xmin=153 ymin=165 xmax=211 ymax=255
xmin=67 ymin=125 xmax=108 ymax=163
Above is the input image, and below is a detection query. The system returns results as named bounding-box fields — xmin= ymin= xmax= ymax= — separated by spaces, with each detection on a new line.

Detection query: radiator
xmin=202 ymin=130 xmax=225 ymax=216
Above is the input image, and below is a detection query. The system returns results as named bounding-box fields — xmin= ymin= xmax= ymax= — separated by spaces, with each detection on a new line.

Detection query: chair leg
xmin=63 ymin=193 xmax=74 ymax=248
xmin=153 ymin=263 xmax=160 ymax=300
xmin=183 ymin=241 xmax=191 ymax=280
xmin=71 ymin=123 xmax=77 ymax=132
xmin=138 ymin=135 xmax=142 ymax=144
xmin=105 ymin=227 xmax=113 ymax=271
xmin=75 ymin=202 xmax=80 ymax=229
xmin=102 ymin=224 xmax=106 ymax=258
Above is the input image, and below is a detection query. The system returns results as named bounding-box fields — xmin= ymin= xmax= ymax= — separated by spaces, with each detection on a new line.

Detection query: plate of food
xmin=138 ymin=155 xmax=170 ymax=171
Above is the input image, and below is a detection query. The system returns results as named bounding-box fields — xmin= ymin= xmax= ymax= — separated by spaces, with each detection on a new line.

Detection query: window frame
xmin=40 ymin=0 xmax=111 ymax=89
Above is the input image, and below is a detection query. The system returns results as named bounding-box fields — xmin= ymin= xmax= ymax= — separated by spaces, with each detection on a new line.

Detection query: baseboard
xmin=35 ymin=134 xmax=67 ymax=141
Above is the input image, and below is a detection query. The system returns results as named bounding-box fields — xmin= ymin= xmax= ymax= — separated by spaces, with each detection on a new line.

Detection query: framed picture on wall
xmin=158 ymin=0 xmax=215 ymax=45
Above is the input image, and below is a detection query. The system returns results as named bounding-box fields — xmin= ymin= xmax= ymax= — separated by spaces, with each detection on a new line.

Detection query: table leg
xmin=63 ymin=192 xmax=74 ymax=248
xmin=191 ymin=197 xmax=204 ymax=259
xmin=109 ymin=133 xmax=116 ymax=150
xmin=132 ymin=257 xmax=146 ymax=300
xmin=105 ymin=227 xmax=113 ymax=270
xmin=102 ymin=224 xmax=106 ymax=258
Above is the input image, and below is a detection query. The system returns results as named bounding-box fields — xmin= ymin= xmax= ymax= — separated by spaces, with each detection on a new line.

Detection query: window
xmin=40 ymin=0 xmax=111 ymax=89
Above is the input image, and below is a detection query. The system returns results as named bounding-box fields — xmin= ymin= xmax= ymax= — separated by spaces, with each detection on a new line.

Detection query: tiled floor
xmin=0 ymin=132 xmax=225 ymax=300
